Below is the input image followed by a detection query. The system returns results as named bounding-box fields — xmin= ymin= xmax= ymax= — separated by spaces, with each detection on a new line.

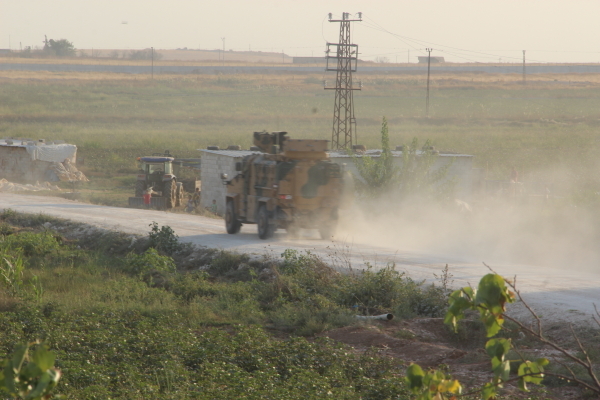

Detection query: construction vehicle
xmin=129 ymin=151 xmax=200 ymax=209
xmin=223 ymin=131 xmax=344 ymax=239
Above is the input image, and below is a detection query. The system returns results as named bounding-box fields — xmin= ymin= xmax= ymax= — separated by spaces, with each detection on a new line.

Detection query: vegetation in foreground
xmin=0 ymin=210 xmax=453 ymax=399
xmin=1 ymin=212 xmax=599 ymax=399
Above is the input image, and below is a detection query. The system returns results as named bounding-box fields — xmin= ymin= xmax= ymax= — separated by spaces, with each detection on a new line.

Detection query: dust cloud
xmin=336 ymin=168 xmax=600 ymax=272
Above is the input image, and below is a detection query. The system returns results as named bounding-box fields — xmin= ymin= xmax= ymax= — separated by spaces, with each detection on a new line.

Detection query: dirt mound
xmin=319 ymin=323 xmax=465 ymax=367
xmin=319 ymin=318 xmax=586 ymax=399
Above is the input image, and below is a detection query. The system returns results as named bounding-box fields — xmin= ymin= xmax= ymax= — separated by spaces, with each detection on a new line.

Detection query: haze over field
xmin=2 ymin=0 xmax=600 ymax=63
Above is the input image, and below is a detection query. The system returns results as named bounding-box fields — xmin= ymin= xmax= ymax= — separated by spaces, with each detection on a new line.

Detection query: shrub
xmin=0 ymin=231 xmax=61 ymax=258
xmin=148 ymin=222 xmax=181 ymax=255
xmin=125 ymin=248 xmax=176 ymax=277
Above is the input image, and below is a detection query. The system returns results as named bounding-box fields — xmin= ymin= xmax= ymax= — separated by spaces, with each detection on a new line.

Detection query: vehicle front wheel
xmin=257 ymin=205 xmax=274 ymax=240
xmin=225 ymin=201 xmax=241 ymax=234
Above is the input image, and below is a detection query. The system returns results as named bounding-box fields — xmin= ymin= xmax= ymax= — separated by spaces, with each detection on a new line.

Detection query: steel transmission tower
xmin=325 ymin=12 xmax=362 ymax=150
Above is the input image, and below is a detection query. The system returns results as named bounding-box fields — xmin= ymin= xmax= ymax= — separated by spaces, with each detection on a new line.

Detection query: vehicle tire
xmin=135 ymin=181 xmax=146 ymax=197
xmin=318 ymin=223 xmax=337 ymax=240
xmin=257 ymin=205 xmax=274 ymax=240
xmin=164 ymin=179 xmax=176 ymax=209
xmin=175 ymin=182 xmax=184 ymax=207
xmin=225 ymin=201 xmax=241 ymax=234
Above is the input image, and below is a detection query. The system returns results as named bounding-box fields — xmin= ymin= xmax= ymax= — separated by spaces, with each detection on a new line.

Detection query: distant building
xmin=292 ymin=57 xmax=327 ymax=64
xmin=417 ymin=56 xmax=445 ymax=63
xmin=0 ymin=49 xmax=11 ymax=55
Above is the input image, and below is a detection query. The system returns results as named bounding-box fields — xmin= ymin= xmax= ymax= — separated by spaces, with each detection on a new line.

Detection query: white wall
xmin=200 ymin=152 xmax=242 ymax=215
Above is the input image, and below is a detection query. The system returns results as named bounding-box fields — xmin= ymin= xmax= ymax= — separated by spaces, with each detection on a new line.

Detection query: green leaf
xmin=406 ymin=364 xmax=425 ymax=391
xmin=32 ymin=344 xmax=55 ymax=372
xmin=444 ymin=289 xmax=475 ymax=332
xmin=518 ymin=360 xmax=544 ymax=387
xmin=476 ymin=274 xmax=506 ymax=314
xmin=10 ymin=344 xmax=28 ymax=372
xmin=22 ymin=361 xmax=43 ymax=380
xmin=485 ymin=338 xmax=511 ymax=361
xmin=536 ymin=358 xmax=549 ymax=367
xmin=481 ymin=311 xmax=503 ymax=338
xmin=2 ymin=362 xmax=16 ymax=394
xmin=24 ymin=370 xmax=51 ymax=399
xmin=481 ymin=382 xmax=497 ymax=400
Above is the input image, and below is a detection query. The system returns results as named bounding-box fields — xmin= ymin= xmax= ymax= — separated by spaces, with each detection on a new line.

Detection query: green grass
xmin=1 ymin=75 xmax=600 ymax=188
xmin=0 ymin=213 xmax=454 ymax=398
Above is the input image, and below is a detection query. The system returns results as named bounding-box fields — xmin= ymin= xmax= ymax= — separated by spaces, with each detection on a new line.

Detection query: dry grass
xmin=0 ymin=68 xmax=599 ymax=205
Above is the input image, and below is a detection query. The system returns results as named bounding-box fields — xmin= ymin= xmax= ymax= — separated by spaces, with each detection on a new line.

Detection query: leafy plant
xmin=352 ymin=117 xmax=398 ymax=198
xmin=148 ymin=222 xmax=181 ymax=255
xmin=0 ymin=341 xmax=62 ymax=400
xmin=125 ymin=248 xmax=176 ymax=278
xmin=407 ymin=269 xmax=600 ymax=399
xmin=0 ymin=251 xmax=25 ymax=297
xmin=0 ymin=231 xmax=61 ymax=258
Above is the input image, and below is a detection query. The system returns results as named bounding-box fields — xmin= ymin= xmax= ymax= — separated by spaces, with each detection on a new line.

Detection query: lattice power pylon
xmin=325 ymin=12 xmax=362 ymax=150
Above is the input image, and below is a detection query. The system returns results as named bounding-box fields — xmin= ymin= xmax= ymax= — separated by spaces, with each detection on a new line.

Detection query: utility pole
xmin=324 ymin=12 xmax=362 ymax=150
xmin=221 ymin=37 xmax=225 ymax=66
xmin=426 ymin=48 xmax=432 ymax=118
xmin=151 ymin=47 xmax=154 ymax=80
xmin=522 ymin=50 xmax=526 ymax=84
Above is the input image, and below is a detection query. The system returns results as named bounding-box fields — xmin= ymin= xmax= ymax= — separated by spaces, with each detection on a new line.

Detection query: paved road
xmin=1 ymin=193 xmax=599 ymax=325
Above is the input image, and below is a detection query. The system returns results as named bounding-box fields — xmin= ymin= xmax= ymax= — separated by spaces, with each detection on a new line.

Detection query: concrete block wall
xmin=0 ymin=147 xmax=52 ymax=182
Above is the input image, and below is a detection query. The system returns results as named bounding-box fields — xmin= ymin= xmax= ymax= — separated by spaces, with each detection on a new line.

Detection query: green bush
xmin=125 ymin=248 xmax=176 ymax=277
xmin=148 ymin=222 xmax=181 ymax=255
xmin=0 ymin=231 xmax=61 ymax=258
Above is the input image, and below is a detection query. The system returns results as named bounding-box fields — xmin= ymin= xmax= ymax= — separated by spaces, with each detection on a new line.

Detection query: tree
xmin=351 ymin=117 xmax=453 ymax=201
xmin=43 ymin=36 xmax=76 ymax=57
xmin=352 ymin=117 xmax=397 ymax=198
xmin=128 ymin=49 xmax=163 ymax=60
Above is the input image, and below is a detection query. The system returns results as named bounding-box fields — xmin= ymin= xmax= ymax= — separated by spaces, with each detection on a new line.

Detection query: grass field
xmin=1 ymin=66 xmax=600 ymax=205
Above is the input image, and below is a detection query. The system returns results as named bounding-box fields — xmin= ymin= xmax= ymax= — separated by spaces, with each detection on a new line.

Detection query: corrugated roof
xmin=199 ymin=149 xmax=262 ymax=157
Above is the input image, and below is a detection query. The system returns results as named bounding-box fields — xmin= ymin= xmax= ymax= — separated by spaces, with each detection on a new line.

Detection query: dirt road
xmin=1 ymin=193 xmax=599 ymax=325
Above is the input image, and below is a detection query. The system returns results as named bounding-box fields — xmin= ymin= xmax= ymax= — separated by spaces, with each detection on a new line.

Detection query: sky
xmin=1 ymin=0 xmax=600 ymax=64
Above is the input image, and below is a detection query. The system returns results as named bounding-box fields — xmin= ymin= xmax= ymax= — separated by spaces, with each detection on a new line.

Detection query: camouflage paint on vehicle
xmin=224 ymin=131 xmax=345 ymax=239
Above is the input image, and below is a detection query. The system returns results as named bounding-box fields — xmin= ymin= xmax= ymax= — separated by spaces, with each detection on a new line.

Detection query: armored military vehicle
xmin=223 ymin=131 xmax=344 ymax=239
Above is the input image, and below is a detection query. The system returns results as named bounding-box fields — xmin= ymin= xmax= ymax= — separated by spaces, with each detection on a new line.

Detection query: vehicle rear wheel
xmin=257 ymin=205 xmax=274 ymax=240
xmin=164 ymin=180 xmax=176 ymax=209
xmin=175 ymin=182 xmax=184 ymax=207
xmin=225 ymin=201 xmax=241 ymax=234
xmin=135 ymin=181 xmax=146 ymax=197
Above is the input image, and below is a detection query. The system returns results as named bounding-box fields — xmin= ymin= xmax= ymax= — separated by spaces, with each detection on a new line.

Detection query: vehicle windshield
xmin=147 ymin=164 xmax=164 ymax=174
xmin=164 ymin=162 xmax=173 ymax=174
